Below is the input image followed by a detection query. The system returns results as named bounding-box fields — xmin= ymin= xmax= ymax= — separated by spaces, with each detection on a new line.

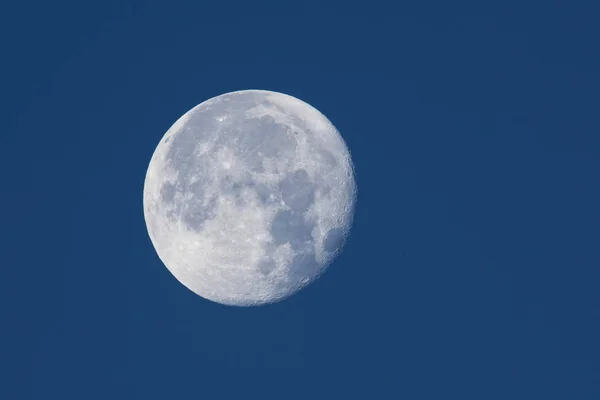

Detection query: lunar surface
xmin=143 ymin=90 xmax=357 ymax=306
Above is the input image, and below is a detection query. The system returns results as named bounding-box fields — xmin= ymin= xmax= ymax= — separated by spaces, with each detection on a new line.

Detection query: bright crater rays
xmin=143 ymin=90 xmax=357 ymax=306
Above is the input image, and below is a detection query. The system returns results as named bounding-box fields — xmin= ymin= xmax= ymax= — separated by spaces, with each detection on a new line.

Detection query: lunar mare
xmin=143 ymin=90 xmax=356 ymax=306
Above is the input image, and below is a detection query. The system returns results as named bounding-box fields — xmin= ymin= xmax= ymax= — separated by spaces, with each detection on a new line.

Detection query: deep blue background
xmin=2 ymin=1 xmax=599 ymax=398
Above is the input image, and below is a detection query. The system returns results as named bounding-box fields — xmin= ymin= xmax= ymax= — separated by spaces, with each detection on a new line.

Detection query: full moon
xmin=143 ymin=90 xmax=357 ymax=306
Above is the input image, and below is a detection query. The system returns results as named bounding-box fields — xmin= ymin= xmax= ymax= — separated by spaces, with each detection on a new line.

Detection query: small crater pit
xmin=288 ymin=251 xmax=320 ymax=285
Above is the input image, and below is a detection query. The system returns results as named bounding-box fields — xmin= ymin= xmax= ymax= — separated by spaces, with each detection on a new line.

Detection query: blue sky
xmin=2 ymin=1 xmax=599 ymax=398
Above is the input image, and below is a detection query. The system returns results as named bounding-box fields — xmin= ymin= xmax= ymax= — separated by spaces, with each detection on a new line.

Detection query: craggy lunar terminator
xmin=143 ymin=90 xmax=357 ymax=306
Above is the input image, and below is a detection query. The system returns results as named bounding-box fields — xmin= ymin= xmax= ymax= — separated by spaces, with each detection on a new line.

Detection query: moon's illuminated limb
xmin=143 ymin=90 xmax=356 ymax=306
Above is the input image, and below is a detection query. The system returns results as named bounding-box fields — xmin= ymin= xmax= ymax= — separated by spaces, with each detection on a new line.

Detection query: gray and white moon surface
xmin=143 ymin=90 xmax=357 ymax=306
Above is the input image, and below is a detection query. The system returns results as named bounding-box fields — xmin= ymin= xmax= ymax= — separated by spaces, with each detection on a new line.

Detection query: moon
xmin=143 ymin=90 xmax=357 ymax=306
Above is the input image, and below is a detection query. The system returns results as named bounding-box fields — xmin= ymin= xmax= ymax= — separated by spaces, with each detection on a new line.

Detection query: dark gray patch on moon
xmin=189 ymin=179 xmax=206 ymax=198
xmin=181 ymin=197 xmax=217 ymax=231
xmin=160 ymin=182 xmax=176 ymax=203
xmin=323 ymin=228 xmax=345 ymax=254
xmin=219 ymin=175 xmax=242 ymax=194
xmin=232 ymin=115 xmax=297 ymax=171
xmin=288 ymin=251 xmax=320 ymax=284
xmin=280 ymin=169 xmax=315 ymax=212
xmin=254 ymin=183 xmax=278 ymax=205
xmin=258 ymin=259 xmax=277 ymax=275
xmin=160 ymin=179 xmax=217 ymax=231
xmin=161 ymin=182 xmax=183 ymax=223
xmin=270 ymin=210 xmax=314 ymax=249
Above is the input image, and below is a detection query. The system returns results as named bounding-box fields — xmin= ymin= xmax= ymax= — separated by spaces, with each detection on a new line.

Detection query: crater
xmin=288 ymin=251 xmax=320 ymax=285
